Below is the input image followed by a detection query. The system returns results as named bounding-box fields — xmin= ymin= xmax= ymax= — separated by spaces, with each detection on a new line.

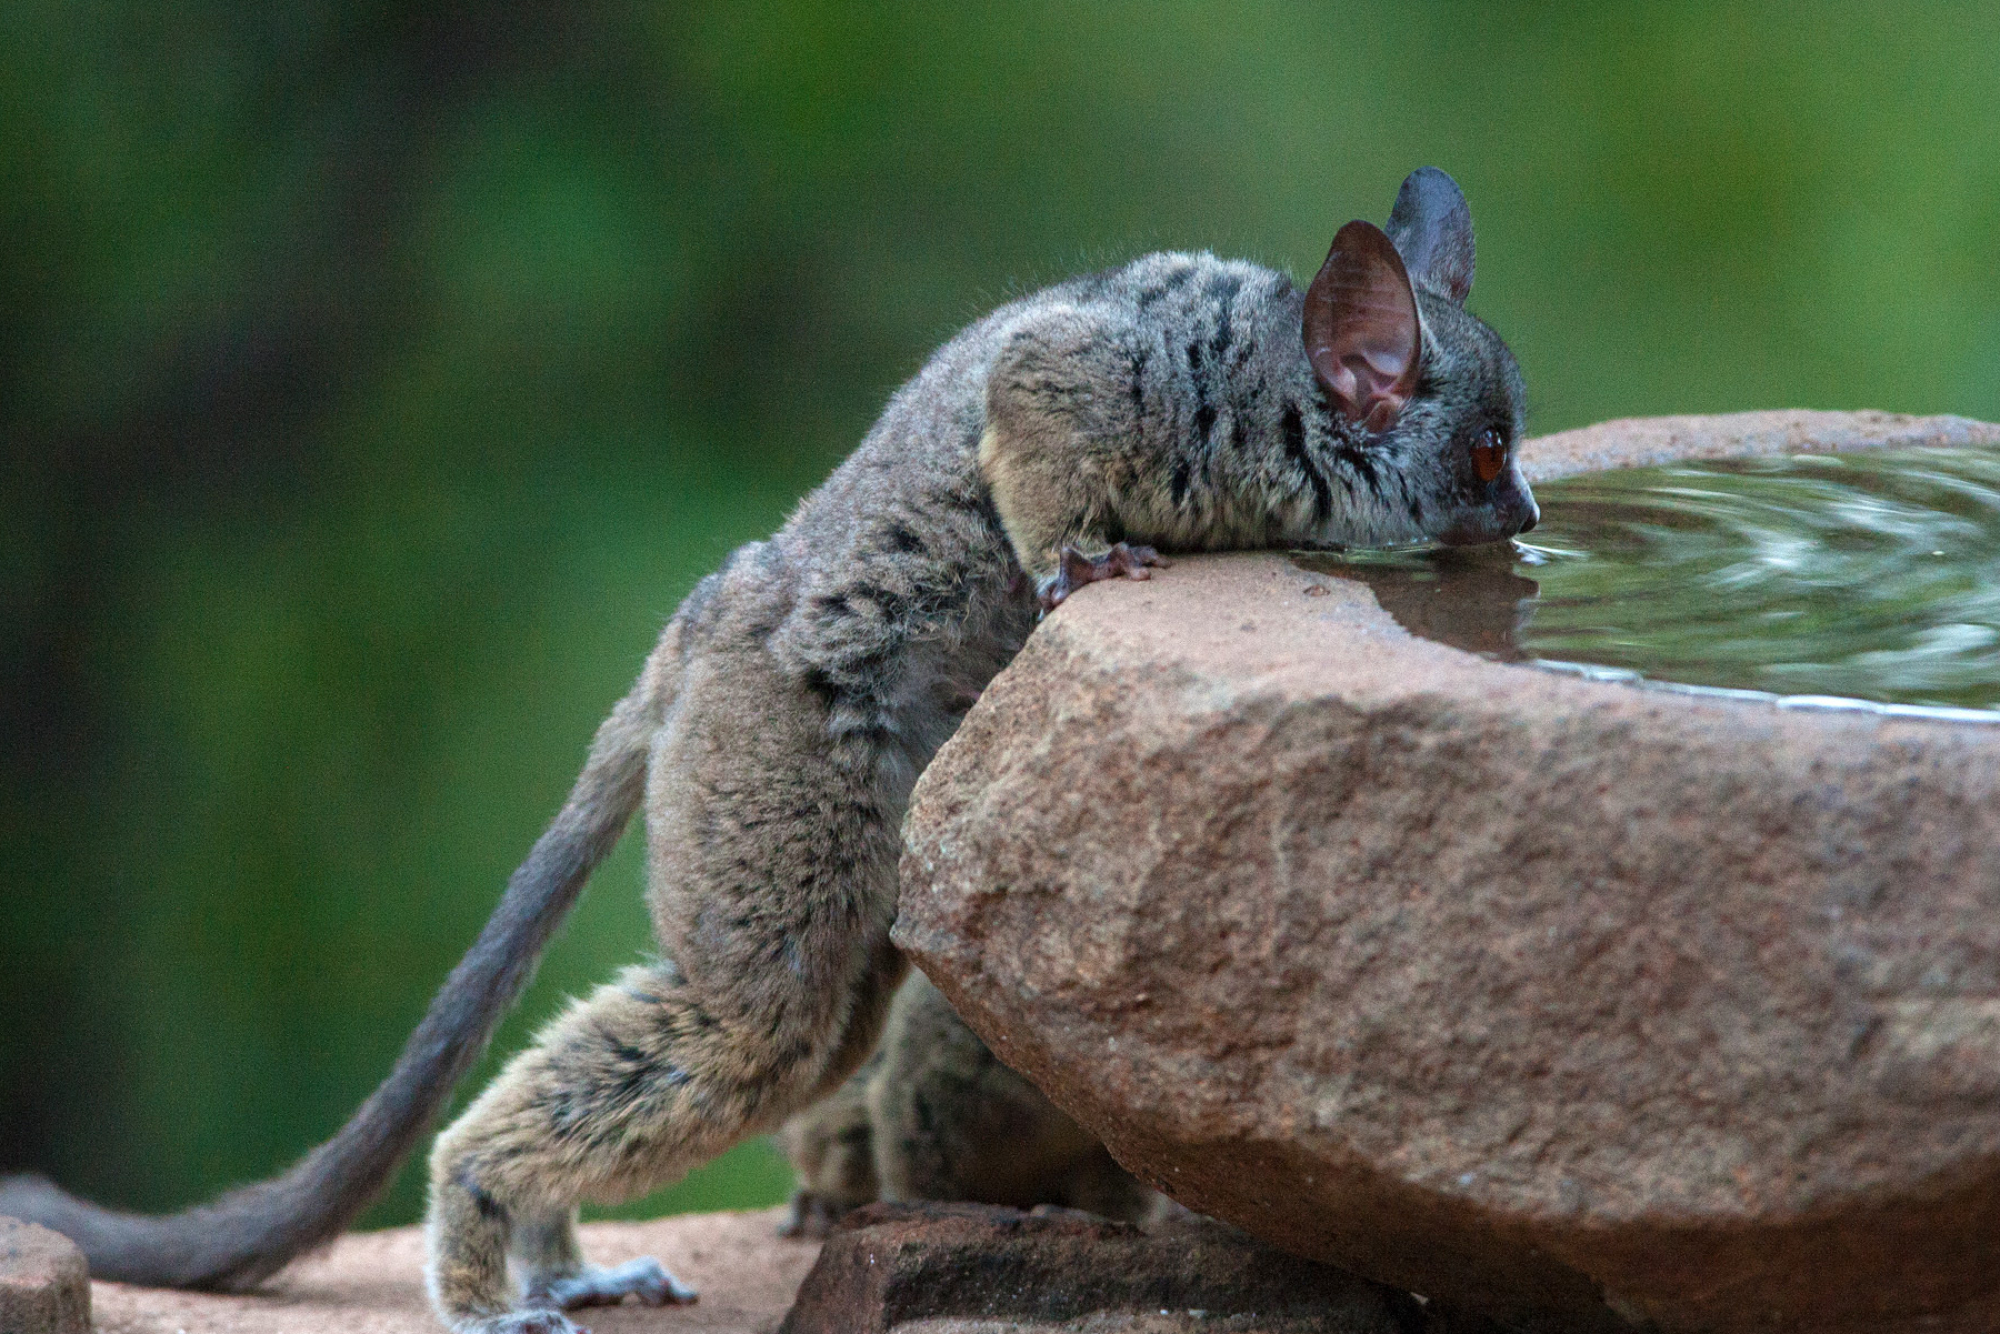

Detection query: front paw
xmin=1037 ymin=543 xmax=1168 ymax=613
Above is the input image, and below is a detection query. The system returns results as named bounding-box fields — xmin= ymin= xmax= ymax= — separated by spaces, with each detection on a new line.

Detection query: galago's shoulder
xmin=743 ymin=252 xmax=1288 ymax=610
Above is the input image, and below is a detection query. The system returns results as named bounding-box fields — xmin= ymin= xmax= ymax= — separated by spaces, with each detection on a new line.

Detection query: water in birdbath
xmin=1297 ymin=445 xmax=2000 ymax=723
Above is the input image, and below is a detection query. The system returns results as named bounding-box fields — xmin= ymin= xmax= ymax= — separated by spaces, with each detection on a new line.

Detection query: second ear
xmin=1301 ymin=220 xmax=1422 ymax=431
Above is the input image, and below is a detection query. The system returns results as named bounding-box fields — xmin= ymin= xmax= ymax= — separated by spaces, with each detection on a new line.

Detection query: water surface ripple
xmin=1297 ymin=445 xmax=2000 ymax=723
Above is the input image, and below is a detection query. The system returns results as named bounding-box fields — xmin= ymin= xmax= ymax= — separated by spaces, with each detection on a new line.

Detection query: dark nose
xmin=1509 ymin=481 xmax=1540 ymax=536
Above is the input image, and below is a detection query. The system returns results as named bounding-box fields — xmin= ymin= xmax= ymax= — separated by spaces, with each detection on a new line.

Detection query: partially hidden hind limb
xmin=867 ymin=973 xmax=1160 ymax=1221
xmin=425 ymin=638 xmax=907 ymax=1331
xmin=775 ymin=1044 xmax=881 ymax=1237
xmin=777 ymin=971 xmax=1166 ymax=1233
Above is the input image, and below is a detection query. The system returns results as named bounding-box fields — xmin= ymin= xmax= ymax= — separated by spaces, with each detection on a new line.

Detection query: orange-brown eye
xmin=1472 ymin=427 xmax=1507 ymax=483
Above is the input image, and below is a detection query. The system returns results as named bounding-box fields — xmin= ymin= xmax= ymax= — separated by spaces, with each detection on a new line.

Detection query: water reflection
xmin=1294 ymin=446 xmax=2000 ymax=722
xmin=1293 ymin=547 xmax=1539 ymax=661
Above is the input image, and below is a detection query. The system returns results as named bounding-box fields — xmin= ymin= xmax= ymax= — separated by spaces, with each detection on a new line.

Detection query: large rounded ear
xmin=1303 ymin=219 xmax=1422 ymax=432
xmin=1384 ymin=166 xmax=1474 ymax=304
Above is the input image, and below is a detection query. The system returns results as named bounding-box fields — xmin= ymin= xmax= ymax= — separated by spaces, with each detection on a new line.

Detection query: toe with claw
xmin=529 ymin=1257 xmax=698 ymax=1312
xmin=466 ymin=1312 xmax=588 ymax=1334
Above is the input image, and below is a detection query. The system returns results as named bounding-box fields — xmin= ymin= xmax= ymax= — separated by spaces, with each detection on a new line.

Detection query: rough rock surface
xmin=0 ymin=1217 xmax=89 ymax=1334
xmin=896 ymin=412 xmax=2000 ymax=1334
xmin=778 ymin=1201 xmax=1419 ymax=1334
xmin=87 ymin=1207 xmax=818 ymax=1334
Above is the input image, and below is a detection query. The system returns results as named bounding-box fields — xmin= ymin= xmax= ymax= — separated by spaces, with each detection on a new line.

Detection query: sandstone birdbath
xmin=895 ymin=411 xmax=2000 ymax=1334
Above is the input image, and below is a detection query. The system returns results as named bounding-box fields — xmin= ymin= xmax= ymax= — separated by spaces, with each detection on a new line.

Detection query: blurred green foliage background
xmin=5 ymin=2 xmax=2000 ymax=1229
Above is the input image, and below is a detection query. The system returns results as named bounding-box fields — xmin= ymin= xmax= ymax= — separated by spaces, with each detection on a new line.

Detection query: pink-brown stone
xmin=895 ymin=412 xmax=2000 ymax=1333
xmin=1519 ymin=408 xmax=2000 ymax=482
xmin=0 ymin=1217 xmax=89 ymax=1334
xmin=778 ymin=1202 xmax=1417 ymax=1334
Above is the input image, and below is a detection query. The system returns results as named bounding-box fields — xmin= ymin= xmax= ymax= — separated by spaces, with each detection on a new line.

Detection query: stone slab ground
xmin=43 ymin=1205 xmax=1432 ymax=1334
xmin=85 ymin=1208 xmax=819 ymax=1334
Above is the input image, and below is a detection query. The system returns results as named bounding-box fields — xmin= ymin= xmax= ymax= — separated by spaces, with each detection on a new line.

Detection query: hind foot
xmin=529 ymin=1257 xmax=698 ymax=1310
xmin=458 ymin=1312 xmax=587 ymax=1334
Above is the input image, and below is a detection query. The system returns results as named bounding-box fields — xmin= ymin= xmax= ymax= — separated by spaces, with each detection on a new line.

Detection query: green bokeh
xmin=4 ymin=1 xmax=2000 ymax=1227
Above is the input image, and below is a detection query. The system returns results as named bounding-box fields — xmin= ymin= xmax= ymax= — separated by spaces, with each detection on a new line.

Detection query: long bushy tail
xmin=0 ymin=651 xmax=675 ymax=1290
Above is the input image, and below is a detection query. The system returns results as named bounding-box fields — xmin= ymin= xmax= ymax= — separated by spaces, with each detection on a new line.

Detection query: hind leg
xmin=424 ymin=974 xmax=711 ymax=1331
xmin=427 ymin=949 xmax=900 ymax=1330
xmin=425 ymin=640 xmax=905 ymax=1333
